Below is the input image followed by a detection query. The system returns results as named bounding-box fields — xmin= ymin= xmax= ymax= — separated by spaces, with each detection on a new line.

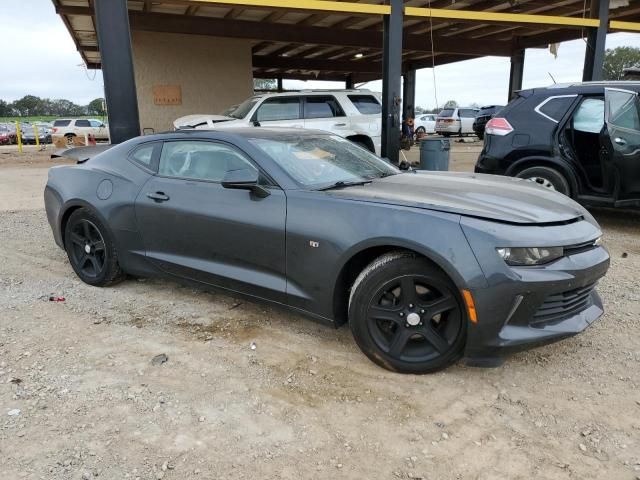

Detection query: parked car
xmin=0 ymin=124 xmax=16 ymax=145
xmin=414 ymin=114 xmax=437 ymax=135
xmin=435 ymin=107 xmax=479 ymax=137
xmin=52 ymin=118 xmax=110 ymax=145
xmin=45 ymin=128 xmax=609 ymax=373
xmin=473 ymin=105 xmax=504 ymax=140
xmin=21 ymin=125 xmax=52 ymax=144
xmin=476 ymin=81 xmax=640 ymax=209
xmin=173 ymin=89 xmax=383 ymax=155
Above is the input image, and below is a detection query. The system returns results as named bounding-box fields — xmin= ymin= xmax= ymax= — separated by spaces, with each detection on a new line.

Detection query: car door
xmin=73 ymin=119 xmax=92 ymax=137
xmin=302 ymin=95 xmax=348 ymax=134
xmin=89 ymin=119 xmax=108 ymax=140
xmin=251 ymin=96 xmax=304 ymax=129
xmin=459 ymin=109 xmax=477 ymax=134
xmin=604 ymin=88 xmax=640 ymax=200
xmin=134 ymin=139 xmax=288 ymax=302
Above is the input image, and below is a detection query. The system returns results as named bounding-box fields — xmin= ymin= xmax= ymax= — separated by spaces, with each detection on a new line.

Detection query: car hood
xmin=327 ymin=171 xmax=587 ymax=224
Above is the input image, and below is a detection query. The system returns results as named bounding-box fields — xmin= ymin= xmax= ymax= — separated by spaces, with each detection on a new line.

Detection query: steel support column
xmin=583 ymin=0 xmax=609 ymax=81
xmin=381 ymin=0 xmax=403 ymax=163
xmin=403 ymin=69 xmax=416 ymax=120
xmin=94 ymin=0 xmax=140 ymax=144
xmin=508 ymin=49 xmax=525 ymax=101
xmin=346 ymin=74 xmax=354 ymax=90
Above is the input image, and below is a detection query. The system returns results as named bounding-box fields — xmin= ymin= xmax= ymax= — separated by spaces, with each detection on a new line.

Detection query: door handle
xmin=614 ymin=137 xmax=627 ymax=146
xmin=147 ymin=192 xmax=170 ymax=202
xmin=334 ymin=123 xmax=347 ymax=127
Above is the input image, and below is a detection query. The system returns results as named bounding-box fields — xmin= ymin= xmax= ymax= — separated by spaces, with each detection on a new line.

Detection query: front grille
xmin=531 ymin=282 xmax=597 ymax=326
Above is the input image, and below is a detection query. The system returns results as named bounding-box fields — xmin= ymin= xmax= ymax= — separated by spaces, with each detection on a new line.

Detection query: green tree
xmin=87 ymin=98 xmax=106 ymax=116
xmin=11 ymin=95 xmax=43 ymax=116
xmin=443 ymin=100 xmax=458 ymax=109
xmin=0 ymin=99 xmax=11 ymax=117
xmin=603 ymin=46 xmax=640 ymax=80
xmin=50 ymin=99 xmax=84 ymax=116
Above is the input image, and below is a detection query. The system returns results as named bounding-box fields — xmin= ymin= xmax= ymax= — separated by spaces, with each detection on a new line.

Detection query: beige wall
xmin=131 ymin=31 xmax=254 ymax=133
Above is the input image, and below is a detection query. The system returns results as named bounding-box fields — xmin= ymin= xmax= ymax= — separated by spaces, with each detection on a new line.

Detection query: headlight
xmin=496 ymin=246 xmax=564 ymax=266
xmin=594 ymin=236 xmax=603 ymax=246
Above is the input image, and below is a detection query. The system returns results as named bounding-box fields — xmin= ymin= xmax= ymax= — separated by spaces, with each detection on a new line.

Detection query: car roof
xmin=143 ymin=127 xmax=333 ymax=142
xmin=522 ymin=81 xmax=640 ymax=96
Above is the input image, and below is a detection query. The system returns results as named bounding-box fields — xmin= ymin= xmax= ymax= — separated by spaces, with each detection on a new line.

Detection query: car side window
xmin=572 ymin=97 xmax=604 ymax=134
xmin=129 ymin=143 xmax=158 ymax=170
xmin=459 ymin=109 xmax=476 ymax=118
xmin=607 ymin=90 xmax=640 ymax=131
xmin=158 ymin=141 xmax=258 ymax=182
xmin=304 ymin=96 xmax=345 ymax=119
xmin=89 ymin=120 xmax=103 ymax=127
xmin=537 ymin=96 xmax=576 ymax=122
xmin=347 ymin=95 xmax=382 ymax=114
xmin=75 ymin=119 xmax=90 ymax=127
xmin=255 ymin=97 xmax=301 ymax=122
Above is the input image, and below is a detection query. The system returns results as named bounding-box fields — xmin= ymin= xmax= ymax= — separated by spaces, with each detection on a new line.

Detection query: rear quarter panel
xmin=45 ymin=150 xmax=154 ymax=275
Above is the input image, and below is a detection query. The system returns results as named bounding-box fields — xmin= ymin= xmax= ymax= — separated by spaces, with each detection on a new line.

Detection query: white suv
xmin=173 ymin=90 xmax=382 ymax=155
xmin=435 ymin=107 xmax=479 ymax=137
xmin=52 ymin=118 xmax=110 ymax=144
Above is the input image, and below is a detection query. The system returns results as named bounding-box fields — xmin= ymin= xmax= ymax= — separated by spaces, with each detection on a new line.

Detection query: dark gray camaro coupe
xmin=45 ymin=128 xmax=610 ymax=373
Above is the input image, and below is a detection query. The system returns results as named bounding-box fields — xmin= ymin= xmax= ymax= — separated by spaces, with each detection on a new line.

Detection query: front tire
xmin=348 ymin=252 xmax=466 ymax=374
xmin=64 ymin=208 xmax=125 ymax=287
xmin=516 ymin=166 xmax=571 ymax=196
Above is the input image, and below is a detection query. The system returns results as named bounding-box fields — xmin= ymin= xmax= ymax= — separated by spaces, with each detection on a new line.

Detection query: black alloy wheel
xmin=349 ymin=253 xmax=466 ymax=373
xmin=68 ymin=219 xmax=106 ymax=279
xmin=64 ymin=208 xmax=124 ymax=286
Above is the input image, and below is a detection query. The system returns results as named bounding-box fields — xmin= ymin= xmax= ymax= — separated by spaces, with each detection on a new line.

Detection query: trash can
xmin=419 ymin=137 xmax=450 ymax=171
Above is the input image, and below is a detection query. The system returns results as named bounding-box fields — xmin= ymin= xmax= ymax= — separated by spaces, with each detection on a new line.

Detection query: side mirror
xmin=253 ymin=120 xmax=261 ymax=127
xmin=221 ymin=168 xmax=269 ymax=197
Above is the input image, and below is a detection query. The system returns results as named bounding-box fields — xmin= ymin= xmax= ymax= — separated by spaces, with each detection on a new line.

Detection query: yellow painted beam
xmin=610 ymin=20 xmax=640 ymax=32
xmin=404 ymin=6 xmax=599 ymax=28
xmin=189 ymin=0 xmax=390 ymax=15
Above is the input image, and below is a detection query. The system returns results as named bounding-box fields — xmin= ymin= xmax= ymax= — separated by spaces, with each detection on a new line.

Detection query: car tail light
xmin=52 ymin=127 xmax=58 ymax=133
xmin=485 ymin=117 xmax=513 ymax=136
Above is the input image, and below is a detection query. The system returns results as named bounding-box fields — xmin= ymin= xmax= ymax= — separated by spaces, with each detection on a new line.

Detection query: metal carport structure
xmin=54 ymin=0 xmax=640 ymax=163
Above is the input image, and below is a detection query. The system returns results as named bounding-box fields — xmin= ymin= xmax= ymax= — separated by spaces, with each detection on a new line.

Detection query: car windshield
xmin=224 ymin=97 xmax=260 ymax=119
xmin=248 ymin=134 xmax=399 ymax=188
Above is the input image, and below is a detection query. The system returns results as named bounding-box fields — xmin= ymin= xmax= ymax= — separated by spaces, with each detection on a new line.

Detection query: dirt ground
xmin=0 ymin=145 xmax=639 ymax=480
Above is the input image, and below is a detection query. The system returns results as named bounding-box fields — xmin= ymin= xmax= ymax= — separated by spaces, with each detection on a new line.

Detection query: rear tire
xmin=65 ymin=134 xmax=76 ymax=146
xmin=516 ymin=166 xmax=571 ymax=196
xmin=64 ymin=208 xmax=125 ymax=287
xmin=348 ymin=252 xmax=466 ymax=374
xmin=415 ymin=126 xmax=426 ymax=134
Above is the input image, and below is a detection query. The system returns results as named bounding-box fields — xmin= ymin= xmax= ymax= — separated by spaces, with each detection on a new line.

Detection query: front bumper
xmin=460 ymin=216 xmax=610 ymax=365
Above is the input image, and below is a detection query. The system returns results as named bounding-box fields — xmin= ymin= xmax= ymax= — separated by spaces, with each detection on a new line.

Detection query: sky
xmin=1 ymin=0 xmax=640 ymax=109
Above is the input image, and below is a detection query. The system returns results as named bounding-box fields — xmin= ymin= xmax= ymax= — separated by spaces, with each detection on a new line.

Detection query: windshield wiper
xmin=316 ymin=180 xmax=372 ymax=191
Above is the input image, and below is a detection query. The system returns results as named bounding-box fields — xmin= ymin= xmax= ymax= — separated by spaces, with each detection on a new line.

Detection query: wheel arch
xmin=346 ymin=134 xmax=375 ymax=153
xmin=59 ymin=200 xmax=108 ymax=248
xmin=331 ymin=239 xmax=467 ymax=326
xmin=505 ymin=156 xmax=579 ymax=197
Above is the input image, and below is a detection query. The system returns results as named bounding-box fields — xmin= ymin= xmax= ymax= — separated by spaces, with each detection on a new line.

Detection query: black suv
xmin=475 ymin=82 xmax=640 ymax=209
xmin=473 ymin=105 xmax=503 ymax=139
